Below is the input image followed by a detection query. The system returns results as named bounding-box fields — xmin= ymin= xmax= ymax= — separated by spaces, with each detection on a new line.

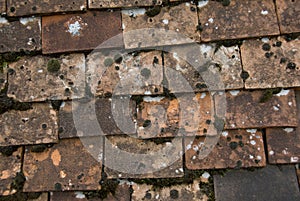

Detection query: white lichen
xmin=198 ymin=0 xmax=209 ymax=8
xmin=229 ymin=90 xmax=240 ymax=96
xmin=20 ymin=17 xmax=36 ymax=25
xmin=261 ymin=10 xmax=268 ymax=15
xmin=275 ymin=89 xmax=290 ymax=96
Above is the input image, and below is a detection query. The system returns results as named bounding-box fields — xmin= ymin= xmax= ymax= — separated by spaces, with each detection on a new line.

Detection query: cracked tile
xmin=276 ymin=0 xmax=300 ymax=33
xmin=88 ymin=0 xmax=160 ymax=8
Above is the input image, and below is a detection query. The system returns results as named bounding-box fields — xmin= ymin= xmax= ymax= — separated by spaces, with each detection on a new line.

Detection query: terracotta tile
xmin=163 ymin=43 xmax=243 ymax=93
xmin=131 ymin=180 xmax=209 ymax=201
xmin=0 ymin=0 xmax=6 ymax=14
xmin=0 ymin=103 xmax=58 ymax=146
xmin=23 ymin=138 xmax=103 ymax=192
xmin=214 ymin=90 xmax=297 ymax=129
xmin=7 ymin=0 xmax=87 ymax=17
xmin=87 ymin=50 xmax=163 ymax=96
xmin=122 ymin=3 xmax=200 ymax=49
xmin=185 ymin=129 xmax=266 ymax=170
xmin=276 ymin=0 xmax=300 ymax=33
xmin=214 ymin=165 xmax=300 ymax=201
xmin=7 ymin=54 xmax=85 ymax=102
xmin=0 ymin=17 xmax=41 ymax=53
xmin=0 ymin=147 xmax=23 ymax=196
xmin=104 ymin=135 xmax=184 ymax=178
xmin=42 ymin=11 xmax=123 ymax=54
xmin=241 ymin=36 xmax=300 ymax=89
xmin=198 ymin=0 xmax=279 ymax=42
xmin=88 ymin=0 xmax=159 ymax=8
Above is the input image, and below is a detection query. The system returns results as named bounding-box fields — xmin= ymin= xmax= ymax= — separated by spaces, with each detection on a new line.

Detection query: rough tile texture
xmin=7 ymin=0 xmax=87 ymax=17
xmin=7 ymin=54 xmax=85 ymax=102
xmin=215 ymin=90 xmax=298 ymax=129
xmin=0 ymin=147 xmax=22 ymax=196
xmin=163 ymin=43 xmax=243 ymax=92
xmin=214 ymin=165 xmax=300 ymax=201
xmin=198 ymin=0 xmax=279 ymax=42
xmin=42 ymin=11 xmax=123 ymax=54
xmin=0 ymin=103 xmax=58 ymax=146
xmin=276 ymin=0 xmax=300 ymax=33
xmin=89 ymin=0 xmax=159 ymax=8
xmin=23 ymin=138 xmax=103 ymax=192
xmin=104 ymin=135 xmax=184 ymax=178
xmin=241 ymin=36 xmax=300 ymax=89
xmin=0 ymin=17 xmax=41 ymax=53
xmin=87 ymin=50 xmax=163 ymax=96
xmin=185 ymin=129 xmax=266 ymax=170
xmin=122 ymin=3 xmax=200 ymax=49
xmin=0 ymin=0 xmax=6 ymax=14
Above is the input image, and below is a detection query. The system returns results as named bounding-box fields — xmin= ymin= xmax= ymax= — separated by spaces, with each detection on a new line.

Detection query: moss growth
xmin=148 ymin=137 xmax=174 ymax=145
xmin=104 ymin=58 xmax=114 ymax=67
xmin=30 ymin=144 xmax=47 ymax=153
xmin=50 ymin=100 xmax=63 ymax=111
xmin=0 ymin=192 xmax=42 ymax=201
xmin=221 ymin=0 xmax=231 ymax=6
xmin=287 ymin=62 xmax=296 ymax=70
xmin=262 ymin=43 xmax=271 ymax=51
xmin=259 ymin=88 xmax=282 ymax=103
xmin=196 ymin=83 xmax=207 ymax=89
xmin=47 ymin=59 xmax=61 ymax=72
xmin=240 ymin=70 xmax=249 ymax=81
xmin=113 ymin=54 xmax=123 ymax=64
xmin=54 ymin=183 xmax=62 ymax=191
xmin=143 ymin=119 xmax=152 ymax=128
xmin=11 ymin=172 xmax=26 ymax=191
xmin=141 ymin=68 xmax=151 ymax=79
xmin=0 ymin=146 xmax=19 ymax=156
xmin=146 ymin=6 xmax=161 ymax=17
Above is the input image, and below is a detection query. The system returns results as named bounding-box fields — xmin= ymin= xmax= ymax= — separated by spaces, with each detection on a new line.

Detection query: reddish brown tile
xmin=42 ymin=11 xmax=123 ymax=54
xmin=276 ymin=0 xmax=300 ymax=33
xmin=198 ymin=0 xmax=279 ymax=42
xmin=88 ymin=0 xmax=159 ymax=8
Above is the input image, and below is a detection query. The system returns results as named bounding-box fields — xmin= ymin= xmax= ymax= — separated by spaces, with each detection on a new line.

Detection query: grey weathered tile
xmin=241 ymin=36 xmax=300 ymax=89
xmin=23 ymin=138 xmax=103 ymax=192
xmin=7 ymin=0 xmax=87 ymax=17
xmin=104 ymin=135 xmax=183 ymax=178
xmin=7 ymin=54 xmax=85 ymax=102
xmin=88 ymin=0 xmax=159 ymax=8
xmin=0 ymin=17 xmax=41 ymax=53
xmin=0 ymin=103 xmax=58 ymax=146
xmin=276 ymin=0 xmax=300 ymax=34
xmin=198 ymin=0 xmax=279 ymax=42
xmin=214 ymin=165 xmax=300 ymax=201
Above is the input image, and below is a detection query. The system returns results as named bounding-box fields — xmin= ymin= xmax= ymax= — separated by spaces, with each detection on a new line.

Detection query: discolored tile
xmin=7 ymin=0 xmax=87 ymax=17
xmin=23 ymin=138 xmax=103 ymax=192
xmin=0 ymin=17 xmax=41 ymax=53
xmin=122 ymin=3 xmax=200 ymax=49
xmin=185 ymin=129 xmax=266 ymax=170
xmin=0 ymin=0 xmax=5 ymax=14
xmin=241 ymin=36 xmax=300 ymax=89
xmin=87 ymin=50 xmax=163 ymax=96
xmin=88 ymin=0 xmax=159 ymax=8
xmin=0 ymin=103 xmax=58 ymax=146
xmin=0 ymin=147 xmax=23 ymax=196
xmin=276 ymin=0 xmax=300 ymax=33
xmin=7 ymin=54 xmax=85 ymax=102
xmin=104 ymin=135 xmax=183 ymax=178
xmin=42 ymin=11 xmax=123 ymax=54
xmin=198 ymin=0 xmax=279 ymax=42
xmin=214 ymin=89 xmax=298 ymax=129
xmin=214 ymin=165 xmax=300 ymax=201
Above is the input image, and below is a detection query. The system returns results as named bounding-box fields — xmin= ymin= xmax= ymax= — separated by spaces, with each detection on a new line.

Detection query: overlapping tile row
xmin=276 ymin=0 xmax=300 ymax=34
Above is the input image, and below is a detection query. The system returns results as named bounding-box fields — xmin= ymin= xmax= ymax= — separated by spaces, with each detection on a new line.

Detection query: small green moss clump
xmin=30 ymin=144 xmax=47 ymax=153
xmin=143 ymin=119 xmax=152 ymax=128
xmin=229 ymin=141 xmax=238 ymax=150
xmin=113 ymin=54 xmax=123 ymax=64
xmin=146 ymin=6 xmax=161 ymax=17
xmin=259 ymin=88 xmax=282 ymax=103
xmin=0 ymin=146 xmax=18 ymax=156
xmin=104 ymin=58 xmax=114 ymax=67
xmin=11 ymin=172 xmax=26 ymax=191
xmin=47 ymin=59 xmax=61 ymax=72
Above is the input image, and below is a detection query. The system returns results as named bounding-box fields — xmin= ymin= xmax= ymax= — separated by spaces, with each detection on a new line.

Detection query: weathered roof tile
xmin=0 ymin=0 xmax=6 ymax=14
xmin=276 ymin=0 xmax=300 ymax=34
xmin=88 ymin=0 xmax=159 ymax=9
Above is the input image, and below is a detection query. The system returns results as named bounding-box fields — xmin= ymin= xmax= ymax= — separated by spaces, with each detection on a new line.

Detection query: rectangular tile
xmin=198 ymin=0 xmax=279 ymax=42
xmin=42 ymin=11 xmax=123 ymax=54
xmin=0 ymin=17 xmax=41 ymax=53
xmin=214 ymin=90 xmax=297 ymax=129
xmin=7 ymin=54 xmax=85 ymax=102
xmin=23 ymin=138 xmax=103 ymax=192
xmin=7 ymin=0 xmax=87 ymax=17
xmin=276 ymin=0 xmax=300 ymax=33
xmin=241 ymin=36 xmax=300 ymax=89
xmin=0 ymin=103 xmax=58 ymax=146
xmin=185 ymin=129 xmax=266 ymax=170
xmin=89 ymin=0 xmax=159 ymax=8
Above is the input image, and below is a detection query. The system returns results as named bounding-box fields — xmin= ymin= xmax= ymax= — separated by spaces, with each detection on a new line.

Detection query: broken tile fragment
xmin=122 ymin=3 xmax=200 ymax=49
xmin=241 ymin=36 xmax=300 ymax=89
xmin=214 ymin=165 xmax=300 ymax=201
xmin=7 ymin=54 xmax=85 ymax=102
xmin=0 ymin=17 xmax=41 ymax=53
xmin=42 ymin=11 xmax=123 ymax=54
xmin=23 ymin=138 xmax=103 ymax=192
xmin=7 ymin=0 xmax=87 ymax=17
xmin=104 ymin=135 xmax=183 ymax=178
xmin=0 ymin=103 xmax=58 ymax=146
xmin=198 ymin=0 xmax=279 ymax=41
xmin=0 ymin=147 xmax=23 ymax=196
xmin=89 ymin=0 xmax=159 ymax=8
xmin=185 ymin=129 xmax=266 ymax=170
xmin=214 ymin=90 xmax=297 ymax=129
xmin=276 ymin=0 xmax=300 ymax=33
xmin=87 ymin=50 xmax=163 ymax=96
xmin=0 ymin=0 xmax=6 ymax=14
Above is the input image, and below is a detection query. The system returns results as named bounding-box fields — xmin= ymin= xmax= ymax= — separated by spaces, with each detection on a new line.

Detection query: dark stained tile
xmin=241 ymin=36 xmax=300 ymax=89
xmin=88 ymin=0 xmax=159 ymax=8
xmin=7 ymin=54 xmax=85 ymax=102
xmin=0 ymin=103 xmax=58 ymax=146
xmin=23 ymin=138 xmax=103 ymax=192
xmin=0 ymin=17 xmax=41 ymax=53
xmin=0 ymin=0 xmax=6 ymax=14
xmin=276 ymin=0 xmax=300 ymax=33
xmin=7 ymin=0 xmax=87 ymax=17
xmin=104 ymin=135 xmax=184 ymax=178
xmin=0 ymin=193 xmax=48 ymax=200
xmin=214 ymin=165 xmax=300 ymax=201
xmin=214 ymin=90 xmax=297 ymax=129
xmin=42 ymin=11 xmax=123 ymax=54
xmin=198 ymin=0 xmax=279 ymax=42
